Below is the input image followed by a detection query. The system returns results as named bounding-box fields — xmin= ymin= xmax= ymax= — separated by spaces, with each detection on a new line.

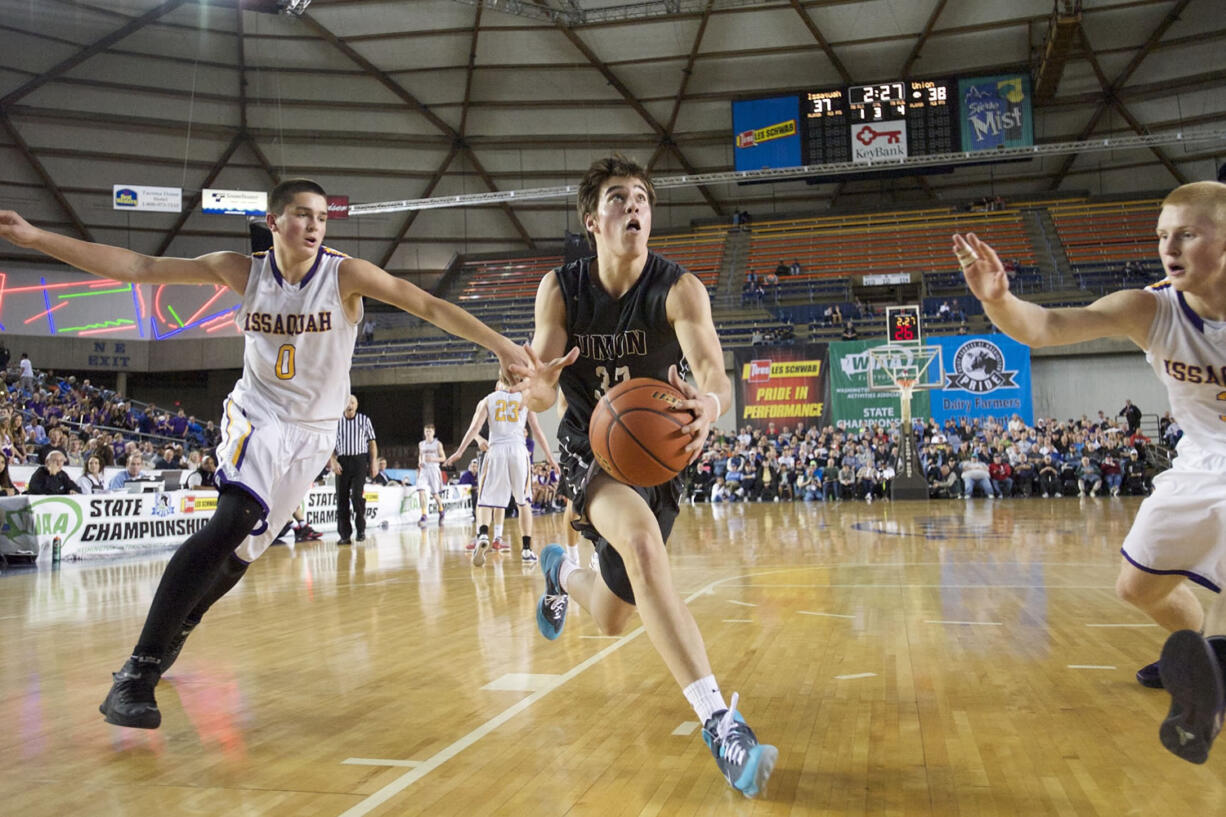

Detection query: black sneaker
xmin=337 ymin=538 xmax=352 ymax=546
xmin=99 ymin=656 xmax=162 ymax=729
xmin=1137 ymin=660 xmax=1163 ymax=689
xmin=701 ymin=694 xmax=778 ymax=798
xmin=355 ymin=533 xmax=366 ymax=542
xmin=1159 ymin=630 xmax=1226 ymax=764
xmin=160 ymin=621 xmax=197 ymax=674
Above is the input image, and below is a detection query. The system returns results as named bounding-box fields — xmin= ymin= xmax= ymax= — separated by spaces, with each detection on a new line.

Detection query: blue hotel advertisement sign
xmin=929 ymin=334 xmax=1033 ymax=425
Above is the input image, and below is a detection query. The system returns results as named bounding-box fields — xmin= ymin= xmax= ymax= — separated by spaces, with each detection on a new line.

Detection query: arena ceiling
xmin=0 ymin=0 xmax=1223 ymax=277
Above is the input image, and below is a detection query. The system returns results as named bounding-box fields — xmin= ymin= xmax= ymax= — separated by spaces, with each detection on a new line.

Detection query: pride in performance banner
xmin=733 ymin=343 xmax=828 ymax=430
xmin=929 ymin=334 xmax=1033 ymax=425
xmin=827 ymin=340 xmax=931 ymax=425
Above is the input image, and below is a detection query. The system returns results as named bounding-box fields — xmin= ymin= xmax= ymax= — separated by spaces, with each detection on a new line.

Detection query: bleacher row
xmin=360 ymin=198 xmax=1168 ymax=366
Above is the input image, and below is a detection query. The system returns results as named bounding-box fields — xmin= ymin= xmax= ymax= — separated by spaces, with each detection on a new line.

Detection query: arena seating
xmin=1049 ymin=199 xmax=1161 ymax=266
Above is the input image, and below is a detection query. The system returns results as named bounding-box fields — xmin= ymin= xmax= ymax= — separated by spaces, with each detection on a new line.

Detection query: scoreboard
xmin=735 ymin=73 xmax=1029 ymax=174
xmin=801 ymin=79 xmax=957 ymax=166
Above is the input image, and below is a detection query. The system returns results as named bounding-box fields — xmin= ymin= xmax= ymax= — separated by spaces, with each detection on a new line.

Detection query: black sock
xmin=478 ymin=524 xmax=489 ymax=537
xmin=522 ymin=535 xmax=532 ymax=550
xmin=133 ymin=490 xmax=261 ymax=660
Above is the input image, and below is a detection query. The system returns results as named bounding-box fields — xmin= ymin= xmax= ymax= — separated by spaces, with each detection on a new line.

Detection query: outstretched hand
xmin=508 ymin=343 xmax=579 ymax=409
xmin=952 ymin=233 xmax=1009 ymax=303
xmin=668 ymin=364 xmax=718 ymax=464
xmin=0 ymin=211 xmax=40 ymax=248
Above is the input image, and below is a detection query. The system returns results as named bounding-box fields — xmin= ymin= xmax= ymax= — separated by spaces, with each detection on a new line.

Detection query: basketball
xmin=589 ymin=378 xmax=696 ymax=487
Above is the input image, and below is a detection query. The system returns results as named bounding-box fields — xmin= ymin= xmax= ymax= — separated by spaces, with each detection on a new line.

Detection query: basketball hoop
xmin=897 ymin=378 xmax=916 ymax=395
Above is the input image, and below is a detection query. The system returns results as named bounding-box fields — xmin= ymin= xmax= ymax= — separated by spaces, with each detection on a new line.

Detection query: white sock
xmin=683 ymin=675 xmax=727 ymax=722
xmin=565 ymin=544 xmax=579 ymax=563
xmin=558 ymin=556 xmax=579 ymax=593
xmin=494 ymin=524 xmax=503 ymax=539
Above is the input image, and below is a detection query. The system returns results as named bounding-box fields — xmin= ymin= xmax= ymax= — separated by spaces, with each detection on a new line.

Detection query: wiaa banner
xmin=827 ymin=340 xmax=931 ymax=426
xmin=733 ymin=343 xmax=827 ymax=431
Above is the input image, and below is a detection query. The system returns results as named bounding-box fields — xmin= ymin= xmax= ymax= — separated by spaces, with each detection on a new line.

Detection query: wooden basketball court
xmin=3 ymin=498 xmax=1224 ymax=816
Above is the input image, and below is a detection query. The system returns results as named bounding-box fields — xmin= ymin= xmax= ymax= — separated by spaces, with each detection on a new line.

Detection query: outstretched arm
xmin=0 ymin=210 xmax=249 ymax=289
xmin=444 ymin=402 xmax=489 ymax=465
xmin=511 ymin=273 xmax=579 ymax=412
xmin=340 ymin=257 xmax=529 ymax=380
xmin=526 ymin=411 xmax=558 ymax=473
xmin=953 ymin=233 xmax=1155 ymax=350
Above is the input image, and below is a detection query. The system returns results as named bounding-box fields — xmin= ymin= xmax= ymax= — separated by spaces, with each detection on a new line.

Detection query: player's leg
xmin=100 ymin=487 xmax=263 ymax=728
xmin=584 ymin=475 xmax=777 ymax=796
xmin=491 ymin=507 xmax=507 ymax=550
xmin=509 ymin=448 xmax=536 ymax=562
xmin=416 ymin=487 xmax=429 ymax=524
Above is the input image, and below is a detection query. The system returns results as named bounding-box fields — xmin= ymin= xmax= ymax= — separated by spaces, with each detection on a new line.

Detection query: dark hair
xmin=268 ymin=178 xmax=327 ymax=215
xmin=576 ymin=154 xmax=655 ymax=246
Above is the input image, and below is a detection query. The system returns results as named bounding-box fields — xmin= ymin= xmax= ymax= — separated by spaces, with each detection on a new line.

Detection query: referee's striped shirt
xmin=336 ymin=413 xmax=376 ymax=456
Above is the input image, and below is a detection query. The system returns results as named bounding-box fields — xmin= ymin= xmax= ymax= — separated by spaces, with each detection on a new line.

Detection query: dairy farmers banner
xmin=929 ymin=334 xmax=1033 ymax=425
xmin=733 ymin=343 xmax=828 ymax=431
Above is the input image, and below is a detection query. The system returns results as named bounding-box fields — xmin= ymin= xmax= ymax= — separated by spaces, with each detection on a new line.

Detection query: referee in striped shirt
xmin=330 ymin=394 xmax=377 ymax=544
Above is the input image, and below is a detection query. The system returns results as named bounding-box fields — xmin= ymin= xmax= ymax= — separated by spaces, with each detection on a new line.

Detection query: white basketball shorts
xmin=478 ymin=443 xmax=531 ymax=508
xmin=417 ymin=465 xmax=444 ymax=495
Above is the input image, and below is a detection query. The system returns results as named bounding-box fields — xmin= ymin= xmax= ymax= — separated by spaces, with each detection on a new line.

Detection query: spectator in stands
xmin=90 ymin=437 xmax=115 ymax=468
xmin=185 ymin=455 xmax=217 ymax=491
xmin=18 ymin=353 xmax=34 ymax=393
xmin=27 ymin=450 xmax=79 ymax=495
xmin=66 ymin=436 xmax=85 ymax=468
xmin=989 ymin=453 xmax=1014 ymax=498
xmin=1075 ymin=455 xmax=1103 ymax=497
xmin=154 ymin=445 xmax=184 ymax=470
xmin=458 ymin=459 xmax=479 ymax=487
xmin=1118 ymin=399 xmax=1142 ymax=433
xmin=961 ymin=456 xmax=992 ymax=499
xmin=821 ymin=457 xmax=839 ymax=500
xmin=773 ymin=260 xmax=787 ymax=280
xmin=108 ymin=451 xmax=150 ymax=491
xmin=709 ymin=477 xmax=733 ymax=502
xmin=929 ymin=463 xmax=960 ymax=498
xmin=169 ymin=409 xmax=189 ymax=438
xmin=1037 ymin=454 xmax=1061 ymax=497
xmin=938 ymin=301 xmax=951 ymax=319
xmin=37 ymin=426 xmax=67 ymax=464
xmin=841 ymin=321 xmax=857 ymax=340
xmin=77 ymin=455 xmax=107 ymax=494
xmin=0 ymin=343 xmax=9 ymax=374
xmin=837 ymin=461 xmax=855 ymax=500
xmin=363 ymin=317 xmax=376 ymax=345
xmin=6 ymin=414 xmax=28 ymax=463
xmin=1124 ymin=450 xmax=1148 ymax=495
xmin=0 ymin=451 xmax=17 ymax=497
xmin=789 ymin=259 xmax=802 ymax=277
xmin=1014 ymin=452 xmax=1038 ymax=497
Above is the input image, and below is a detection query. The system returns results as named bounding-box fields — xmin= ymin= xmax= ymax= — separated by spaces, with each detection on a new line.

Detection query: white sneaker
xmin=866 ymin=494 xmax=873 ymax=504
xmin=521 ymin=548 xmax=538 ymax=563
xmin=589 ymin=551 xmax=600 ymax=572
xmin=1111 ymin=487 xmax=1120 ymax=497
xmin=1042 ymin=492 xmax=1049 ymax=498
xmin=472 ymin=534 xmax=490 ymax=567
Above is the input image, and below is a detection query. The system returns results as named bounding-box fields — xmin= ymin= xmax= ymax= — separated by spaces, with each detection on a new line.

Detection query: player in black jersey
xmin=512 ymin=155 xmax=777 ymax=798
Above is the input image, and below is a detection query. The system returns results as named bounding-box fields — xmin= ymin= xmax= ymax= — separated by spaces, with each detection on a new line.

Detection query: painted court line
xmin=925 ymin=619 xmax=1003 ymax=626
xmin=1085 ymin=623 xmax=1159 ymax=628
xmin=1069 ymin=665 xmax=1118 ymax=670
xmin=722 ymin=619 xmax=753 ymax=623
xmin=835 ymin=673 xmax=877 ymax=681
xmin=726 ymin=600 xmax=757 ymax=607
xmin=336 ymin=573 xmax=737 ymax=817
xmin=343 ymin=758 xmax=422 ymax=768
xmin=672 ymin=721 xmax=700 ymax=736
xmin=797 ymin=610 xmax=854 ymax=619
xmin=579 ymin=635 xmax=621 ymax=639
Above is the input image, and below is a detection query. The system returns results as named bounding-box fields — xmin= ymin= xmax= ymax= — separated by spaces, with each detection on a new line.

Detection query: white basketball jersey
xmin=484 ymin=389 xmax=529 ymax=446
xmin=419 ymin=439 xmax=442 ymax=471
xmin=231 ymin=247 xmax=360 ymax=432
xmin=1145 ymin=282 xmax=1226 ymax=459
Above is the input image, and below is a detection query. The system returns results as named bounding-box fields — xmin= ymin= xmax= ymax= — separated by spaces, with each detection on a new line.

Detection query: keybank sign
xmin=1 ymin=497 xmax=85 ymax=542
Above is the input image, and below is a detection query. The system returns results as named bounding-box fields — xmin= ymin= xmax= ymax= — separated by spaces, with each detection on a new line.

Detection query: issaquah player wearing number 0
xmin=954 ymin=180 xmax=1226 ymax=764
xmin=0 ymin=179 xmax=529 ymax=730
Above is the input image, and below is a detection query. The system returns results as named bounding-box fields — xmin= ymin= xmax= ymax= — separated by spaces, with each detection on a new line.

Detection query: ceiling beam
xmin=648 ymin=0 xmax=714 ymax=178
xmin=788 ymin=0 xmax=852 ymax=84
xmin=0 ymin=111 xmax=93 ymax=241
xmin=1048 ymin=0 xmax=1191 ymax=190
xmin=0 ymin=0 xmax=191 ymax=109
xmin=900 ymin=0 xmax=949 ymax=78
xmin=551 ymin=23 xmax=724 ymax=216
xmin=379 ymin=146 xmax=461 ymax=269
xmin=458 ymin=4 xmax=483 ymax=138
xmin=156 ymin=131 xmax=245 ymax=256
xmin=298 ymin=11 xmax=536 ymax=249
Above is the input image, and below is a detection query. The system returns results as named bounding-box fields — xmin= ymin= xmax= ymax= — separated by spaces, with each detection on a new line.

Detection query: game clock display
xmin=800 ymin=78 xmax=958 ymax=165
xmin=887 ymin=306 xmax=922 ymax=344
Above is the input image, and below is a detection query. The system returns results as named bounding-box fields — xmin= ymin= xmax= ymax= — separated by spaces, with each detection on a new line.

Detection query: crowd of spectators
xmin=684 ymin=405 xmax=1166 ymax=504
xmin=0 ymin=361 xmax=223 ymax=496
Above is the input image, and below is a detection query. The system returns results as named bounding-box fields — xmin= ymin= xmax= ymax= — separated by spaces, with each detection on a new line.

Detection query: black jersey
xmin=555 ymin=252 xmax=688 ymax=457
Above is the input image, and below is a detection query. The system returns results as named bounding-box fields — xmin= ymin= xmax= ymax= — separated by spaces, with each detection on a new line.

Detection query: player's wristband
xmin=705 ymin=391 xmax=722 ymax=415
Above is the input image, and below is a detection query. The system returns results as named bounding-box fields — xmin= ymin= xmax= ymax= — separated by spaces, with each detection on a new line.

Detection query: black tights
xmin=133 ymin=489 xmax=261 ymax=661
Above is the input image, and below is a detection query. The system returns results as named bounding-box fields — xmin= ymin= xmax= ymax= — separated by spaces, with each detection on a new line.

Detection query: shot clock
xmin=886 ymin=305 xmax=923 ymax=345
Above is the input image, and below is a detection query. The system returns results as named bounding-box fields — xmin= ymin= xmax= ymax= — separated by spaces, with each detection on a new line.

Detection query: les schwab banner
xmin=733 ymin=343 xmax=828 ymax=431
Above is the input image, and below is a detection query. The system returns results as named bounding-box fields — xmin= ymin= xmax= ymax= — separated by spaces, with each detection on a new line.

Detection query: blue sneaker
xmin=701 ymin=693 xmax=778 ymax=798
xmin=536 ymin=544 xmax=568 ymax=640
xmin=1159 ymin=630 xmax=1226 ymax=764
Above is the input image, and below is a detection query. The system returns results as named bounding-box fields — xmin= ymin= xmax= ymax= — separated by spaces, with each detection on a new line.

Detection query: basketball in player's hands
xmin=589 ymin=378 xmax=696 ymax=487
